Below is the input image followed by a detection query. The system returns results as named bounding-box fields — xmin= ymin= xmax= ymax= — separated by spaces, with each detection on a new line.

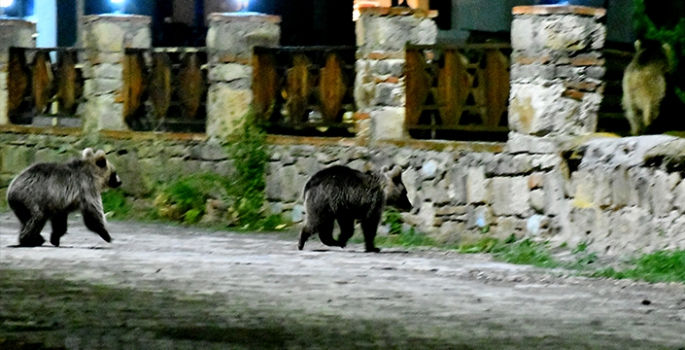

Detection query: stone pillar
xmin=0 ymin=19 xmax=36 ymax=126
xmin=508 ymin=5 xmax=606 ymax=151
xmin=354 ymin=7 xmax=437 ymax=144
xmin=81 ymin=15 xmax=151 ymax=132
xmin=206 ymin=12 xmax=280 ymax=140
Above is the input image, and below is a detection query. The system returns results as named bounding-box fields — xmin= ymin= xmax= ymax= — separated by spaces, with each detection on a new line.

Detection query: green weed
xmin=591 ymin=249 xmax=685 ymax=283
xmin=101 ymin=189 xmax=132 ymax=219
xmin=375 ymin=228 xmax=436 ymax=248
xmin=382 ymin=208 xmax=404 ymax=235
xmin=459 ymin=235 xmax=558 ymax=268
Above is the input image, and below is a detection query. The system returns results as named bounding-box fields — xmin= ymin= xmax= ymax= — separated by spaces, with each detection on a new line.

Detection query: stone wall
xmin=3 ymin=130 xmax=685 ymax=258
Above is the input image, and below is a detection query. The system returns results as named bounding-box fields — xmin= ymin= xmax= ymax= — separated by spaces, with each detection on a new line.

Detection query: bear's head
xmin=82 ymin=148 xmax=122 ymax=190
xmin=381 ymin=165 xmax=413 ymax=212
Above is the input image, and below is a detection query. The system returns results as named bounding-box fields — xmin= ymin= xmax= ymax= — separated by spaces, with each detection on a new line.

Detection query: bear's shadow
xmin=5 ymin=244 xmax=110 ymax=250
xmin=309 ymin=248 xmax=410 ymax=254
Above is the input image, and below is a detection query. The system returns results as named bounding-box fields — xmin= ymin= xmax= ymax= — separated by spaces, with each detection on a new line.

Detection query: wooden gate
xmin=405 ymin=43 xmax=511 ymax=141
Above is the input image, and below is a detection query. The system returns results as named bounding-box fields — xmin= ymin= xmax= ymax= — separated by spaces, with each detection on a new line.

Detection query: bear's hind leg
xmin=361 ymin=217 xmax=381 ymax=253
xmin=336 ymin=216 xmax=355 ymax=248
xmin=316 ymin=219 xmax=339 ymax=247
xmin=50 ymin=213 xmax=68 ymax=247
xmin=18 ymin=216 xmax=47 ymax=247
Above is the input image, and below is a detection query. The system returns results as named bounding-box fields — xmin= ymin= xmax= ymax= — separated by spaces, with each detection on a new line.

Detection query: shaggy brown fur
xmin=7 ymin=148 xmax=122 ymax=247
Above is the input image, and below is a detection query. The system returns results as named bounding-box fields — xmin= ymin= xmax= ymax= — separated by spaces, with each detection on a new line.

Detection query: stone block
xmin=509 ymin=82 xmax=594 ymax=136
xmin=1 ymin=146 xmax=34 ymax=174
xmin=466 ymin=166 xmax=488 ymax=204
xmin=93 ymin=63 xmax=124 ymax=79
xmin=374 ymin=82 xmax=404 ymax=107
xmin=207 ymin=13 xmax=281 ymax=62
xmin=446 ymin=166 xmax=467 ymax=205
xmin=466 ymin=205 xmax=492 ymax=230
xmin=650 ymin=170 xmax=680 ymax=217
xmin=540 ymin=15 xmax=595 ymax=52
xmin=544 ymin=170 xmax=568 ymax=215
xmin=610 ymin=166 xmax=637 ymax=209
xmin=529 ymin=189 xmax=545 ymax=213
xmin=673 ymin=179 xmax=685 ymax=215
xmin=371 ymin=107 xmax=405 ymax=141
xmin=206 ymin=84 xmax=252 ymax=140
xmin=506 ymin=132 xmax=559 ymax=154
xmin=0 ymin=19 xmax=36 ymax=63
xmin=490 ymin=177 xmax=530 ymax=216
xmin=81 ymin=15 xmax=151 ymax=52
xmin=493 ymin=216 xmax=526 ymax=239
xmin=0 ymin=82 xmax=7 ymax=126
xmin=356 ymin=13 xmax=437 ymax=55
xmin=422 ymin=178 xmax=450 ymax=206
xmin=372 ymin=59 xmax=404 ymax=77
xmin=266 ymin=164 xmax=307 ymax=202
xmin=208 ymin=63 xmax=253 ymax=83
xmin=82 ymin=95 xmax=126 ymax=132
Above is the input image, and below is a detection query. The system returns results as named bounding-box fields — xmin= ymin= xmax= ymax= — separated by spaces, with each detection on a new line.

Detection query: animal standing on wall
xmin=6 ymin=148 xmax=123 ymax=247
xmin=622 ymin=40 xmax=674 ymax=135
xmin=298 ymin=165 xmax=413 ymax=253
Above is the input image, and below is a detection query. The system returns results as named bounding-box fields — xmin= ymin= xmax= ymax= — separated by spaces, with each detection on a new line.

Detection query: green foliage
xmin=458 ymin=235 xmax=558 ymax=268
xmin=382 ymin=208 xmax=404 ymax=235
xmin=375 ymin=228 xmax=436 ymax=248
xmin=155 ymin=173 xmax=231 ymax=224
xmin=633 ymin=0 xmax=685 ymax=103
xmin=224 ymin=109 xmax=273 ymax=230
xmin=591 ymin=249 xmax=685 ymax=283
xmin=101 ymin=189 xmax=132 ymax=219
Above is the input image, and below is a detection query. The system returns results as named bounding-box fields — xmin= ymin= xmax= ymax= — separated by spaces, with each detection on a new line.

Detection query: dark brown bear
xmin=298 ymin=165 xmax=412 ymax=253
xmin=6 ymin=148 xmax=122 ymax=247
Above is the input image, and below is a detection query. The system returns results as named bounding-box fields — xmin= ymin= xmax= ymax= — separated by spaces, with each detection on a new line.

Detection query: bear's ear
xmin=82 ymin=148 xmax=95 ymax=160
xmin=94 ymin=150 xmax=107 ymax=168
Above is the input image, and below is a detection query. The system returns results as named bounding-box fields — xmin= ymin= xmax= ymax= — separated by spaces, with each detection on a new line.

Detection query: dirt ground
xmin=1 ymin=212 xmax=685 ymax=350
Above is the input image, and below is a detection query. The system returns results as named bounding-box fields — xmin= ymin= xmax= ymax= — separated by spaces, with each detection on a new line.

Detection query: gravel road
xmin=1 ymin=212 xmax=685 ymax=349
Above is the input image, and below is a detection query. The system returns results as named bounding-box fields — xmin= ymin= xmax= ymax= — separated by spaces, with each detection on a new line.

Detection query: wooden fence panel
xmin=123 ymin=48 xmax=208 ymax=132
xmin=7 ymin=48 xmax=84 ymax=125
xmin=252 ymin=46 xmax=356 ymax=136
xmin=405 ymin=43 xmax=512 ymax=141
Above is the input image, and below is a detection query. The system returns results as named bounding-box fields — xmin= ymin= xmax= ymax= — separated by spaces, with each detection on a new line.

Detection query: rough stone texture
xmin=81 ymin=15 xmax=152 ymax=132
xmin=206 ymin=84 xmax=253 ymax=140
xmin=354 ymin=8 xmax=437 ymax=144
xmin=509 ymin=8 xmax=606 ymax=138
xmin=490 ymin=177 xmax=530 ymax=216
xmin=205 ymin=14 xmax=279 ymax=141
xmin=371 ymin=107 xmax=406 ymax=141
xmin=3 ymin=130 xmax=685 ymax=258
xmin=206 ymin=13 xmax=281 ymax=63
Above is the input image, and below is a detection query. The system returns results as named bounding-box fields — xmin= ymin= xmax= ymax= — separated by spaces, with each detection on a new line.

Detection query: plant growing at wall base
xmin=223 ymin=108 xmax=281 ymax=230
xmin=101 ymin=189 xmax=132 ymax=219
xmin=591 ymin=249 xmax=685 ymax=283
xmin=154 ymin=173 xmax=231 ymax=224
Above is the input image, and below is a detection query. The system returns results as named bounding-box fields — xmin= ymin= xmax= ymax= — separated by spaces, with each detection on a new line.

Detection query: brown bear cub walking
xmin=7 ymin=148 xmax=122 ymax=247
xmin=622 ymin=39 xmax=674 ymax=135
xmin=299 ymin=165 xmax=412 ymax=253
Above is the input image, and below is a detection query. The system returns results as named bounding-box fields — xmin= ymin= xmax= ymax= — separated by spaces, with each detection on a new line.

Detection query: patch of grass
xmin=591 ymin=249 xmax=685 ymax=283
xmin=375 ymin=228 xmax=436 ymax=248
xmin=154 ymin=172 xmax=231 ymax=225
xmin=101 ymin=188 xmax=132 ymax=219
xmin=382 ymin=208 xmax=404 ymax=235
xmin=458 ymin=235 xmax=559 ymax=268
